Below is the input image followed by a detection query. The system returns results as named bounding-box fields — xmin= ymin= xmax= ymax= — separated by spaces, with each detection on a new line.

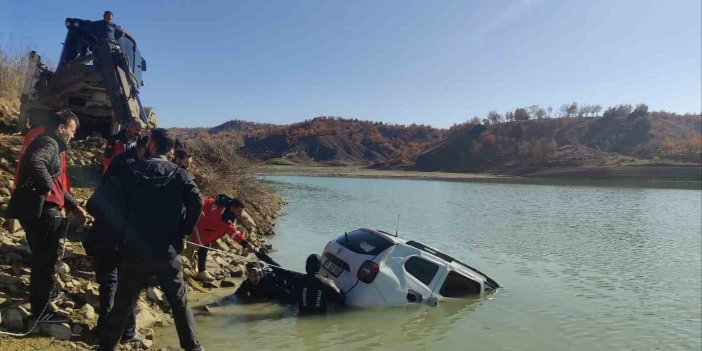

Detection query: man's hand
xmin=73 ymin=206 xmax=88 ymax=218
xmin=45 ymin=191 xmax=52 ymax=197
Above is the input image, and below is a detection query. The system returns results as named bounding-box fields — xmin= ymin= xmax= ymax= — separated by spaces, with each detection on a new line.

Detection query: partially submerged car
xmin=319 ymin=228 xmax=500 ymax=307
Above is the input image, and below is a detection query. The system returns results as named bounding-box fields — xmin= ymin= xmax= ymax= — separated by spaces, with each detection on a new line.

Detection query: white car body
xmin=319 ymin=228 xmax=499 ymax=307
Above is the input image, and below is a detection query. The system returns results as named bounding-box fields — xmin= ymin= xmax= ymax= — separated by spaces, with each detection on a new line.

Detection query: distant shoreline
xmin=259 ymin=164 xmax=702 ymax=190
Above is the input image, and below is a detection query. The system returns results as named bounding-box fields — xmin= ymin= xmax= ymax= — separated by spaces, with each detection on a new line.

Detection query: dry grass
xmin=0 ymin=43 xmax=28 ymax=104
xmin=186 ymin=137 xmax=282 ymax=234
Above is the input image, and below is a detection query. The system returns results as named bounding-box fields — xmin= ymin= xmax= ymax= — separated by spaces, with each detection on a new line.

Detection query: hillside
xmin=416 ymin=112 xmax=701 ymax=180
xmin=174 ymin=117 xmax=449 ymax=166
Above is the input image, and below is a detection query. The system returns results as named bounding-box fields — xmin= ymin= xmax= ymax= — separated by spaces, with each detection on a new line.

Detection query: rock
xmin=40 ymin=322 xmax=72 ymax=340
xmin=55 ymin=261 xmax=70 ymax=274
xmin=0 ymin=187 xmax=10 ymax=197
xmin=136 ymin=302 xmax=161 ymax=329
xmin=62 ymin=300 xmax=76 ymax=309
xmin=3 ymin=252 xmax=23 ymax=264
xmin=72 ymin=324 xmax=84 ymax=334
xmin=48 ymin=301 xmax=61 ymax=313
xmin=221 ymin=277 xmax=237 ymax=288
xmin=0 ymin=195 xmax=9 ymax=204
xmin=80 ymin=303 xmax=96 ymax=320
xmin=4 ymin=218 xmax=22 ymax=233
xmin=0 ymin=272 xmax=23 ymax=289
xmin=229 ymin=265 xmax=244 ymax=278
xmin=147 ymin=287 xmax=164 ymax=304
xmin=140 ymin=339 xmax=154 ymax=349
xmin=140 ymin=327 xmax=155 ymax=340
xmin=1 ymin=306 xmax=29 ymax=331
xmin=85 ymin=287 xmax=100 ymax=310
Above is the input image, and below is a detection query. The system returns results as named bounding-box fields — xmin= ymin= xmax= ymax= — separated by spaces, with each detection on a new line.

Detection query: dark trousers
xmin=98 ymin=249 xmax=201 ymax=351
xmin=93 ymin=251 xmax=136 ymax=339
xmin=197 ymin=246 xmax=209 ymax=272
xmin=20 ymin=207 xmax=63 ymax=316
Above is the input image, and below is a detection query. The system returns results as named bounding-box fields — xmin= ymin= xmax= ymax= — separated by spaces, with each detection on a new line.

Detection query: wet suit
xmin=295 ymin=254 xmax=344 ymax=314
xmin=234 ymin=270 xmax=286 ymax=300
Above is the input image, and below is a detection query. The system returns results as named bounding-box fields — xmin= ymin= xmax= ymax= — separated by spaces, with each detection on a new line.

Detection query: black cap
xmin=305 ymin=254 xmax=321 ymax=275
xmin=104 ymin=11 xmax=112 ymax=16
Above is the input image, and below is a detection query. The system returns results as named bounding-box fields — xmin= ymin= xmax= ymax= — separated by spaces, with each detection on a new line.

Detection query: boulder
xmin=221 ymin=277 xmax=237 ymax=288
xmin=0 ymin=306 xmax=29 ymax=331
xmin=80 ymin=303 xmax=96 ymax=320
xmin=40 ymin=322 xmax=72 ymax=340
xmin=0 ymin=186 xmax=10 ymax=197
xmin=84 ymin=286 xmax=100 ymax=310
xmin=3 ymin=218 xmax=22 ymax=233
xmin=147 ymin=287 xmax=164 ymax=304
xmin=229 ymin=264 xmax=244 ymax=278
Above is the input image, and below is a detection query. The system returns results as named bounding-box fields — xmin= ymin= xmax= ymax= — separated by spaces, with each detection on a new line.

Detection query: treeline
xmin=449 ymin=102 xmax=697 ymax=134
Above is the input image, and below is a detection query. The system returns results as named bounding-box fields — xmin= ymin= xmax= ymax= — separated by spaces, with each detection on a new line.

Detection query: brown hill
xmin=415 ymin=112 xmax=701 ymax=180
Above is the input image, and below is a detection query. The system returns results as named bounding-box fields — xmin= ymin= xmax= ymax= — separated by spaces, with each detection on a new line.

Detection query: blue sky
xmin=1 ymin=0 xmax=700 ymax=128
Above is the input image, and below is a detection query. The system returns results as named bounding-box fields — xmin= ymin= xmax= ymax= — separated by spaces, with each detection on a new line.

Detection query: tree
xmin=505 ymin=111 xmax=515 ymax=122
xmin=592 ymin=105 xmax=602 ymax=117
xmin=629 ymin=103 xmax=649 ymax=118
xmin=547 ymin=106 xmax=554 ymax=118
xmin=487 ymin=110 xmax=502 ymax=125
xmin=514 ymin=108 xmax=530 ymax=121
xmin=603 ymin=104 xmax=633 ymax=119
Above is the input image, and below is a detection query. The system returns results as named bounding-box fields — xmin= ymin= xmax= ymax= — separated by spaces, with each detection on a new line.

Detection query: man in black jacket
xmin=85 ymin=135 xmax=149 ymax=343
xmin=8 ymin=109 xmax=87 ymax=321
xmin=98 ymin=129 xmax=204 ymax=351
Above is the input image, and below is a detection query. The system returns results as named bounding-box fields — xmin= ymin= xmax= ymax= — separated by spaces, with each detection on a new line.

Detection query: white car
xmin=319 ymin=228 xmax=500 ymax=307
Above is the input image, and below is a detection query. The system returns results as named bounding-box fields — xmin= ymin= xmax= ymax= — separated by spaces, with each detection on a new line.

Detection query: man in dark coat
xmin=92 ymin=10 xmax=124 ymax=43
xmin=98 ymin=128 xmax=203 ymax=351
xmin=8 ymin=109 xmax=87 ymax=321
xmin=85 ymin=135 xmax=149 ymax=343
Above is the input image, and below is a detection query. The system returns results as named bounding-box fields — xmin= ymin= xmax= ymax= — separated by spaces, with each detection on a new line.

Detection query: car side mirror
xmin=141 ymin=58 xmax=147 ymax=72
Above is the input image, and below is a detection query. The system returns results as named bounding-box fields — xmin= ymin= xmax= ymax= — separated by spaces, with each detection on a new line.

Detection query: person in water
xmin=295 ymin=254 xmax=344 ymax=314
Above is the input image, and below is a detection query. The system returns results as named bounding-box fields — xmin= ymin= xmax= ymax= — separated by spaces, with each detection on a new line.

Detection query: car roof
xmin=359 ymin=228 xmax=498 ymax=288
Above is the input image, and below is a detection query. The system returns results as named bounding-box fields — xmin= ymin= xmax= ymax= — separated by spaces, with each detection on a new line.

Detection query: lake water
xmin=160 ymin=176 xmax=702 ymax=350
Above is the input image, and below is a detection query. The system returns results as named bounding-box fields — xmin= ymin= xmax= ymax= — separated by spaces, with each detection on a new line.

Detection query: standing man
xmin=173 ymin=149 xmax=193 ymax=169
xmin=92 ymin=10 xmax=124 ymax=43
xmin=98 ymin=128 xmax=203 ymax=351
xmin=84 ymin=135 xmax=149 ymax=343
xmin=7 ymin=110 xmax=87 ymax=321
xmin=103 ymin=119 xmax=143 ymax=174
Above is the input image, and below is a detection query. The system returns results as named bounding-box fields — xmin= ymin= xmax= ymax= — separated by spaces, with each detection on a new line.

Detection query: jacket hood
xmin=130 ymin=156 xmax=180 ymax=188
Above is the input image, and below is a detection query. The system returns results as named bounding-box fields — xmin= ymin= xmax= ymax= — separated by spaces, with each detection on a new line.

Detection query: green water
xmin=160 ymin=176 xmax=702 ymax=350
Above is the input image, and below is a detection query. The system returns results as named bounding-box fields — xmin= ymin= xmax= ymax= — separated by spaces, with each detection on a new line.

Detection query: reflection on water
xmin=159 ymin=176 xmax=702 ymax=351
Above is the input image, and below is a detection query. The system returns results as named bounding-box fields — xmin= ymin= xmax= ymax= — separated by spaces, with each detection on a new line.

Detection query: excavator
xmin=17 ymin=17 xmax=157 ymax=138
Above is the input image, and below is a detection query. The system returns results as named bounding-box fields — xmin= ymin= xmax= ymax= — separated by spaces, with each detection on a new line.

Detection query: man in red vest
xmin=102 ymin=119 xmax=143 ymax=174
xmin=14 ymin=126 xmax=70 ymax=193
xmin=192 ymin=197 xmax=256 ymax=282
xmin=7 ymin=110 xmax=87 ymax=322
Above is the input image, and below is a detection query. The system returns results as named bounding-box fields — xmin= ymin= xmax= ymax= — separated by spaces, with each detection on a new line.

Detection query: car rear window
xmin=335 ymin=229 xmax=393 ymax=256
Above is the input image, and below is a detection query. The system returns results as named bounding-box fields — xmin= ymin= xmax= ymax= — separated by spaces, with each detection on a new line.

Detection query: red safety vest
xmin=13 ymin=127 xmax=71 ymax=193
xmin=192 ymin=197 xmax=246 ymax=246
xmin=102 ymin=139 xmax=127 ymax=174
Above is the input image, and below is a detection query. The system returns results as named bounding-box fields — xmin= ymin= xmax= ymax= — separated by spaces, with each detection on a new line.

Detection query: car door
xmin=402 ymin=255 xmax=447 ymax=303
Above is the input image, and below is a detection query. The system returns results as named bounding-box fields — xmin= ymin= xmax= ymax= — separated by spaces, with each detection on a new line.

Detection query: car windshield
xmin=335 ymin=229 xmax=393 ymax=256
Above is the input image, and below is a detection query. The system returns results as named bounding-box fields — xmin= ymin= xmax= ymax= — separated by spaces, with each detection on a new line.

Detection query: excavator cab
xmin=17 ymin=18 xmax=157 ymax=138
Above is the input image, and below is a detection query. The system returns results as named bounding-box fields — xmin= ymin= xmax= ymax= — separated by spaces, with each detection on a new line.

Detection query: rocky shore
xmin=0 ymin=129 xmax=283 ymax=350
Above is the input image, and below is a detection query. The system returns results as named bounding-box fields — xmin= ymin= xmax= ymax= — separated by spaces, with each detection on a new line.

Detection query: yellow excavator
xmin=18 ymin=17 xmax=157 ymax=138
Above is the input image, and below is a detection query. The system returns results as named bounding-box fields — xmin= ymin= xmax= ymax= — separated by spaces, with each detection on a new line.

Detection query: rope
xmin=0 ymin=217 xmax=73 ymax=337
xmin=184 ymin=240 xmax=281 ymax=269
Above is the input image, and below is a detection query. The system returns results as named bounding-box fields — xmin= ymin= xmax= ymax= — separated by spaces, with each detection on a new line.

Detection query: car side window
xmin=404 ymin=256 xmax=439 ymax=286
xmin=439 ymin=271 xmax=482 ymax=297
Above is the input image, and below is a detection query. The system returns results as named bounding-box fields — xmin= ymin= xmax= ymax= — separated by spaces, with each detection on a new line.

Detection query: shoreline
xmin=259 ymin=164 xmax=702 ymax=190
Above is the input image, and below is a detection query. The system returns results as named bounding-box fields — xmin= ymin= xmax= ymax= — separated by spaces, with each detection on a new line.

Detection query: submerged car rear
xmin=320 ymin=229 xmax=395 ymax=306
